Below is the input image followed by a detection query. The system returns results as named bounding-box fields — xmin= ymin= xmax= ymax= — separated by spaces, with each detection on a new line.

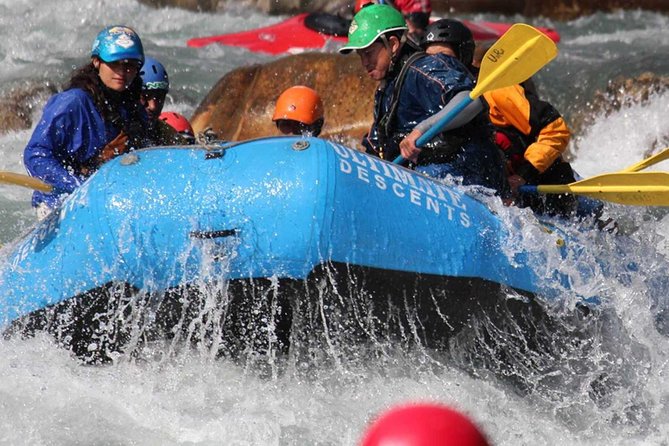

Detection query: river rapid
xmin=1 ymin=1 xmax=669 ymax=444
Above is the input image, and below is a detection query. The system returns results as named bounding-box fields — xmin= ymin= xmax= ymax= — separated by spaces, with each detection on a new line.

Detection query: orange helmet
xmin=272 ymin=86 xmax=324 ymax=126
xmin=159 ymin=111 xmax=194 ymax=137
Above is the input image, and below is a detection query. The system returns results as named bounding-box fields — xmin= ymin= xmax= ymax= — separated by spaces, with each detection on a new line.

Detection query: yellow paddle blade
xmin=473 ymin=23 xmax=558 ymax=99
xmin=536 ymin=172 xmax=669 ymax=206
xmin=622 ymin=147 xmax=669 ymax=172
xmin=0 ymin=171 xmax=52 ymax=192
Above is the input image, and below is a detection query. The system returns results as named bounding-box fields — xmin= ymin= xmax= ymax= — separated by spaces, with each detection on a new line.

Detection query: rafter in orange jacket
xmin=483 ymin=84 xmax=570 ymax=180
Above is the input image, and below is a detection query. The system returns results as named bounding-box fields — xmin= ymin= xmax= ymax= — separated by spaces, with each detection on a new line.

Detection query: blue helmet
xmin=140 ymin=57 xmax=169 ymax=91
xmin=91 ymin=25 xmax=144 ymax=65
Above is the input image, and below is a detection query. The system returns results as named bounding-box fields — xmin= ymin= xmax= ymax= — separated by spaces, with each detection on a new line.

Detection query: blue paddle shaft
xmin=393 ymin=95 xmax=474 ymax=165
xmin=518 ymin=185 xmax=538 ymax=194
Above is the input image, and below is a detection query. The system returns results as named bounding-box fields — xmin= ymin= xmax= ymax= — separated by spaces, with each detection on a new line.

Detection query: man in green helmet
xmin=339 ymin=4 xmax=509 ymax=198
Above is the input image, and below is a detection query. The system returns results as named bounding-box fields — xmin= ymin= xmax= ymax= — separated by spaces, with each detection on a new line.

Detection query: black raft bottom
xmin=6 ymin=262 xmax=653 ymax=422
xmin=4 ymin=261 xmax=587 ymax=378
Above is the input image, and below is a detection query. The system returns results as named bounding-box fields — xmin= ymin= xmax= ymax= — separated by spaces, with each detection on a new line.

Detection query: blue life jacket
xmin=363 ymin=52 xmax=509 ymax=197
xmin=23 ymin=88 xmax=140 ymax=208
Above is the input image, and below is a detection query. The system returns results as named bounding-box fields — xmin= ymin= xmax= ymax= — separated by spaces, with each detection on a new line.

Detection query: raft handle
xmin=190 ymin=229 xmax=239 ymax=239
xmin=205 ymin=150 xmax=226 ymax=160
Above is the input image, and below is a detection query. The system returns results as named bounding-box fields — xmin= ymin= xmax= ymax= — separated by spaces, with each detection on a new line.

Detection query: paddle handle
xmin=0 ymin=171 xmax=53 ymax=192
xmin=519 ymin=184 xmax=571 ymax=195
xmin=622 ymin=147 xmax=669 ymax=173
xmin=518 ymin=185 xmax=537 ymax=195
xmin=393 ymin=95 xmax=474 ymax=165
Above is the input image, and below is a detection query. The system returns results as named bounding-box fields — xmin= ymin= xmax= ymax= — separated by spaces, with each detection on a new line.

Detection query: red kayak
xmin=187 ymin=12 xmax=560 ymax=55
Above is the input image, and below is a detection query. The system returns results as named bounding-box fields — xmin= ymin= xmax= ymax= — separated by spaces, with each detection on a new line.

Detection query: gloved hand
xmin=507 ymin=173 xmax=526 ymax=195
xmin=494 ymin=131 xmax=512 ymax=151
xmin=96 ymin=131 xmax=129 ymax=165
xmin=399 ymin=128 xmax=423 ymax=163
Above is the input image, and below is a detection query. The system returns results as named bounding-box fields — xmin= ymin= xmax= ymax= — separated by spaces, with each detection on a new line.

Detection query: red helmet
xmin=355 ymin=0 xmax=431 ymax=15
xmin=159 ymin=111 xmax=194 ymax=137
xmin=354 ymin=0 xmax=375 ymax=13
xmin=361 ymin=403 xmax=490 ymax=446
xmin=393 ymin=0 xmax=432 ymax=14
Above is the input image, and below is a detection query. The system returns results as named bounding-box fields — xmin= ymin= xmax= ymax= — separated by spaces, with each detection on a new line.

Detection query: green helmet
xmin=339 ymin=4 xmax=407 ymax=54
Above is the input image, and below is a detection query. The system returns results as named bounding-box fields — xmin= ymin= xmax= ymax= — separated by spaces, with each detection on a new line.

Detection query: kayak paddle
xmin=519 ymin=171 xmax=669 ymax=207
xmin=621 ymin=146 xmax=669 ymax=173
xmin=394 ymin=23 xmax=558 ymax=164
xmin=0 ymin=171 xmax=53 ymax=192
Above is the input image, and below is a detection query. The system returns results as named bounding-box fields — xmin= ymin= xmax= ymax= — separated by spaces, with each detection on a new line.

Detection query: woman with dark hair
xmin=24 ymin=25 xmax=151 ymax=218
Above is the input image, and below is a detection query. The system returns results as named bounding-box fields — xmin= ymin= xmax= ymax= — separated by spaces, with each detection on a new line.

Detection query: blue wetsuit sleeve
xmin=414 ymin=91 xmax=483 ymax=134
xmin=23 ymin=92 xmax=93 ymax=194
xmin=398 ymin=55 xmax=476 ymax=134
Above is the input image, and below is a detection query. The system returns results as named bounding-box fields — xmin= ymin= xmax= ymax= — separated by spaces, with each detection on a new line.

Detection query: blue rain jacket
xmin=24 ymin=88 xmax=132 ymax=208
xmin=363 ymin=52 xmax=508 ymax=196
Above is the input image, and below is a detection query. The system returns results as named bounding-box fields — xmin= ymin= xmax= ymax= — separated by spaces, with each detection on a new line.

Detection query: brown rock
xmin=190 ymin=52 xmax=376 ymax=147
xmin=579 ymin=72 xmax=669 ymax=126
xmin=137 ymin=0 xmax=219 ymax=12
xmin=137 ymin=0 xmax=345 ymax=14
xmin=571 ymin=72 xmax=669 ymax=147
xmin=0 ymin=82 xmax=57 ymax=135
xmin=432 ymin=0 xmax=669 ymax=17
xmin=594 ymin=72 xmax=669 ymax=113
xmin=522 ymin=0 xmax=669 ymax=19
xmin=431 ymin=0 xmax=524 ymax=14
xmin=137 ymin=0 xmax=669 ymax=17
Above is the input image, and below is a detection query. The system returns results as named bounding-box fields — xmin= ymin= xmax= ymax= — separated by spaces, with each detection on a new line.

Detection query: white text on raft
xmin=332 ymin=144 xmax=471 ymax=228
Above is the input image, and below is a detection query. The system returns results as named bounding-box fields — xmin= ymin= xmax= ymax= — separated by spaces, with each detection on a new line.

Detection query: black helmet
xmin=421 ymin=19 xmax=475 ymax=67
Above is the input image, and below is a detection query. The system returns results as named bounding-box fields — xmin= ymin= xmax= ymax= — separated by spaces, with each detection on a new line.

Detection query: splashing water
xmin=1 ymin=3 xmax=669 ymax=445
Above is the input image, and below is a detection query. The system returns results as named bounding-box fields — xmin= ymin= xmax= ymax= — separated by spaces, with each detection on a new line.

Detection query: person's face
xmin=94 ymin=58 xmax=140 ymax=92
xmin=140 ymin=90 xmax=168 ymax=120
xmin=356 ymin=38 xmax=397 ymax=81
xmin=425 ymin=43 xmax=456 ymax=57
xmin=276 ymin=119 xmax=313 ymax=136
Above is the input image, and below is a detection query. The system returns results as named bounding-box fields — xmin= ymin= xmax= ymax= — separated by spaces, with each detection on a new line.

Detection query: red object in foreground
xmin=361 ymin=403 xmax=491 ymax=446
xmin=186 ymin=13 xmax=560 ymax=55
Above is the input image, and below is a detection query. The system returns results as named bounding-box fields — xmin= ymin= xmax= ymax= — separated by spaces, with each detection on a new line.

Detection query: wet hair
xmin=66 ymin=61 xmax=141 ymax=113
xmin=404 ymin=12 xmax=430 ymax=32
xmin=382 ymin=29 xmax=407 ymax=43
xmin=64 ymin=60 xmax=147 ymax=148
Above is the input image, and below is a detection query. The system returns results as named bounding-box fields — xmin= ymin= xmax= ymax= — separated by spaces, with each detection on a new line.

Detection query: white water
xmin=1 ymin=2 xmax=669 ymax=445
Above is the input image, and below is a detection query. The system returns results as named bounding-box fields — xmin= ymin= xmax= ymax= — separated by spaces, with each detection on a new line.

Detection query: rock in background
xmin=137 ymin=0 xmax=669 ymax=19
xmin=522 ymin=0 xmax=669 ymax=19
xmin=190 ymin=52 xmax=376 ymax=146
xmin=572 ymin=72 xmax=669 ymax=131
xmin=0 ymin=82 xmax=57 ymax=135
xmin=138 ymin=0 xmax=219 ymax=12
xmin=590 ymin=72 xmax=669 ymax=113
xmin=571 ymin=72 xmax=669 ymax=155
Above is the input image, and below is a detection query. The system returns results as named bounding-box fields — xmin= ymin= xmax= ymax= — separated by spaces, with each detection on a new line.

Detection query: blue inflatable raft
xmin=0 ymin=137 xmax=586 ymax=360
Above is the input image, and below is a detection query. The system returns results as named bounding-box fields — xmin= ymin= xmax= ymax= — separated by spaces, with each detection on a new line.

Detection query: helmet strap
xmin=380 ymin=34 xmax=392 ymax=54
xmin=384 ymin=31 xmax=408 ymax=75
